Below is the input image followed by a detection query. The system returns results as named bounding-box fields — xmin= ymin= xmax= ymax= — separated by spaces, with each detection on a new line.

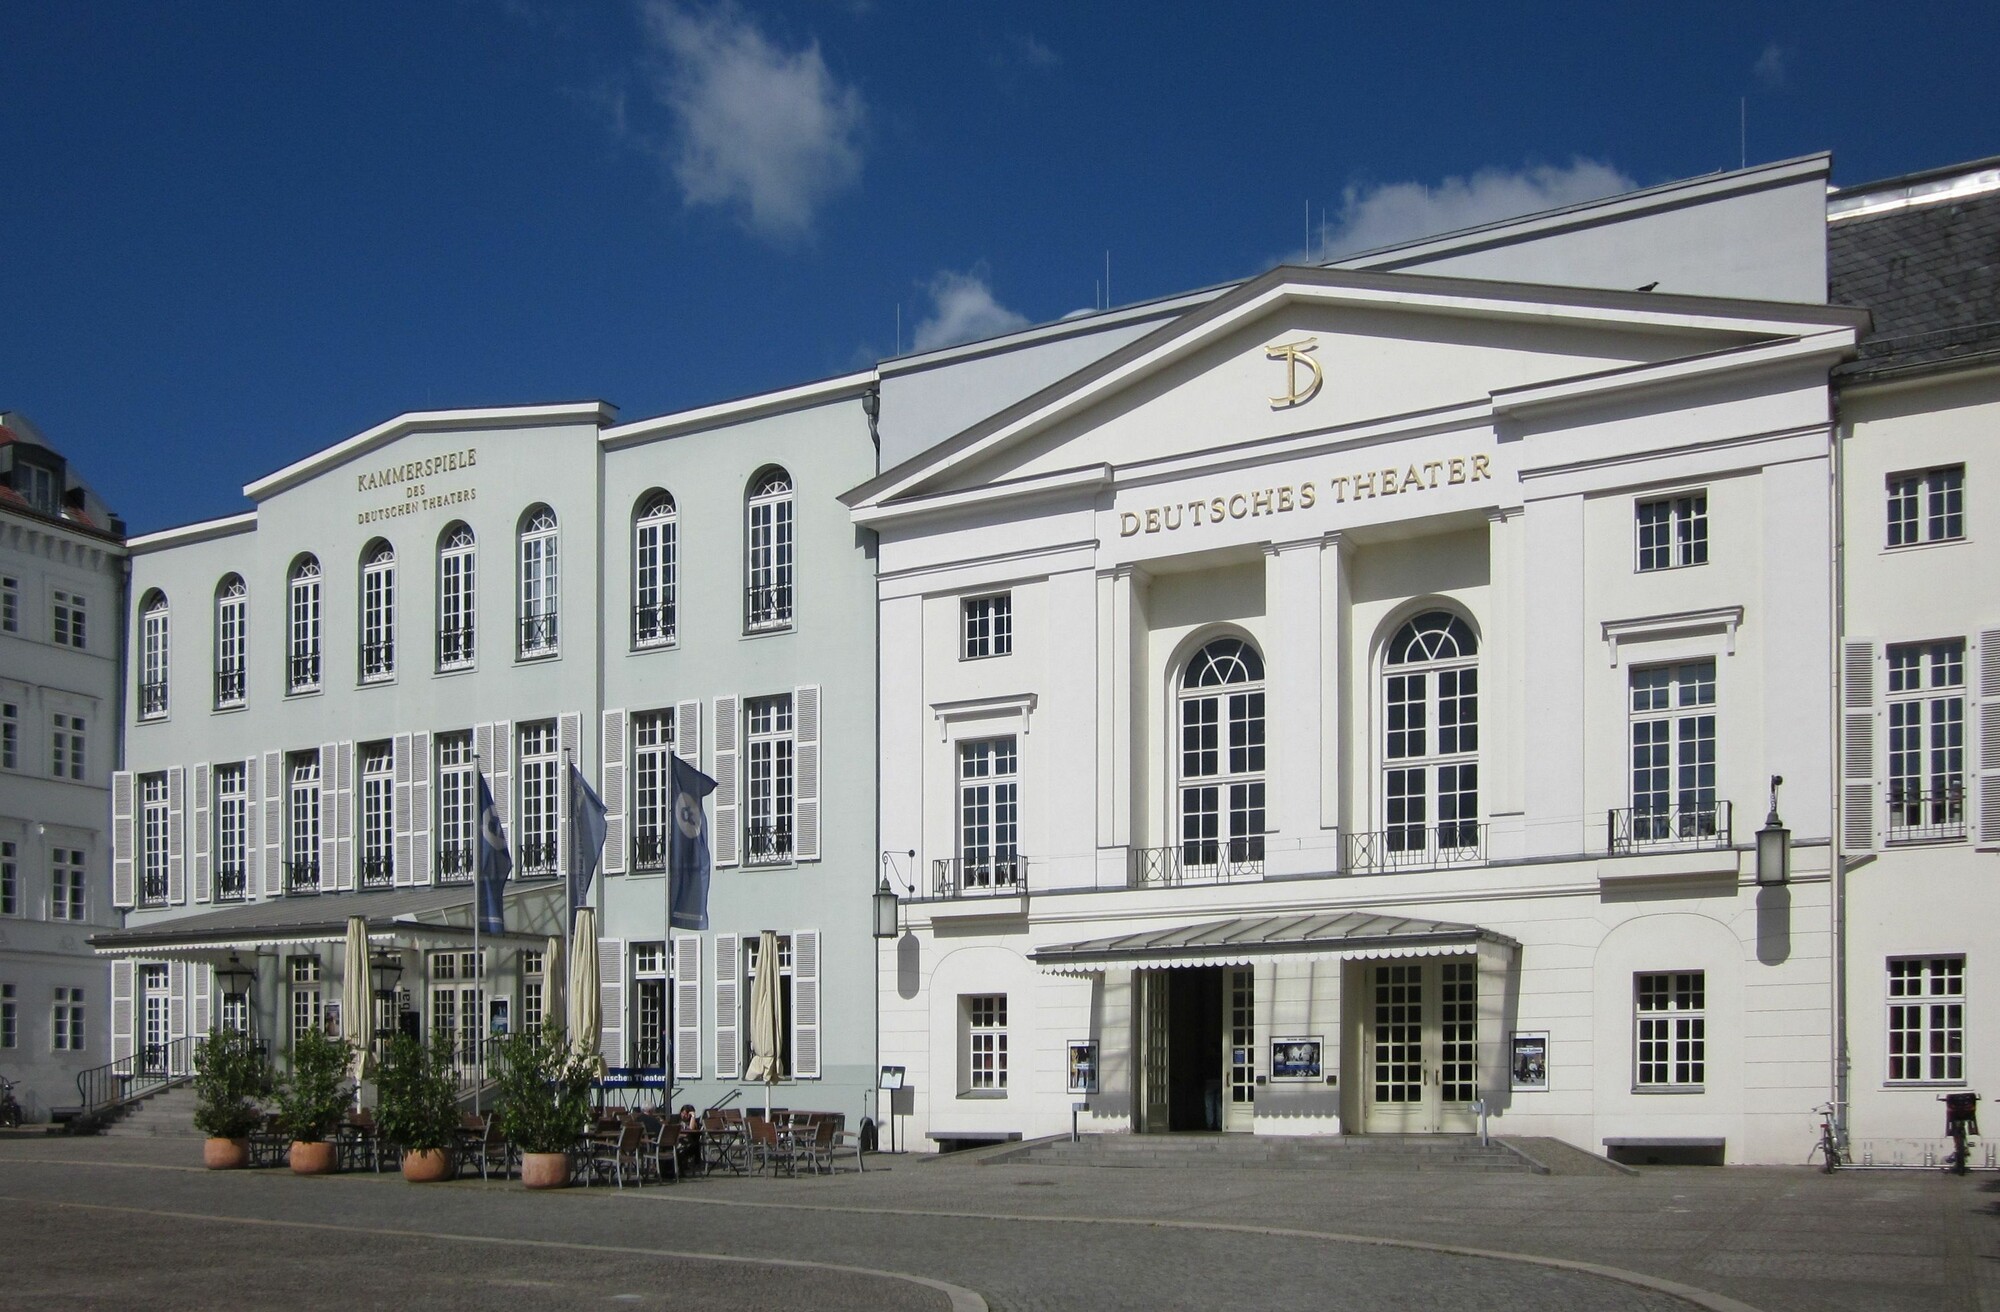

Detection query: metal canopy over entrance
xmin=88 ymin=881 xmax=562 ymax=958
xmin=1029 ymin=910 xmax=1518 ymax=975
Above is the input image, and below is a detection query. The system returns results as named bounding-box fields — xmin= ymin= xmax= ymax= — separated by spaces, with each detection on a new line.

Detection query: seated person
xmin=675 ymin=1103 xmax=703 ymax=1173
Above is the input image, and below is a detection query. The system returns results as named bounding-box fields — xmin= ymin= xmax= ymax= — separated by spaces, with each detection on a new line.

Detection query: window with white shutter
xmin=673 ymin=934 xmax=701 ymax=1080
xmin=1842 ymin=640 xmax=1877 ymax=853
xmin=602 ymin=709 xmax=627 ymax=875
xmin=167 ymin=764 xmax=186 ymax=904
xmin=193 ymin=763 xmax=212 ymax=903
xmin=598 ymin=938 xmax=626 ymax=1069
xmin=111 ymin=770 xmax=135 ymax=909
xmin=1979 ymin=628 xmax=2000 ymax=849
xmin=713 ymin=697 xmax=740 ymax=867
xmin=793 ymin=929 xmax=820 ymax=1079
xmin=714 ymin=932 xmax=740 ymax=1078
xmin=795 ymin=685 xmax=820 ymax=861
xmin=110 ymin=960 xmax=134 ymax=1062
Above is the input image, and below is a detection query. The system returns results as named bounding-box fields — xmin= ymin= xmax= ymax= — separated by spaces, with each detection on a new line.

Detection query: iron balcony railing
xmin=745 ymin=582 xmax=793 ymax=631
xmin=76 ymin=1034 xmax=206 ymax=1113
xmin=633 ymin=602 xmax=676 ymax=649
xmin=515 ymin=838 xmax=560 ymax=878
xmin=437 ymin=624 xmax=475 ymax=669
xmin=435 ymin=843 xmax=474 ymax=883
xmin=216 ymin=863 xmax=247 ymax=902
xmin=1607 ymin=801 xmax=1733 ymax=853
xmin=518 ymin=613 xmax=558 ymax=658
xmin=140 ymin=868 xmax=169 ymax=906
xmin=1127 ymin=841 xmax=1264 ymax=888
xmin=1343 ymin=824 xmax=1488 ymax=875
xmin=633 ymin=829 xmax=669 ymax=874
xmin=359 ymin=856 xmax=395 ymax=889
xmin=213 ymin=665 xmax=246 ymax=707
xmin=745 ymin=821 xmax=793 ymax=865
xmin=286 ymin=859 xmax=321 ymax=895
xmin=287 ymin=651 xmax=321 ymax=693
xmin=1887 ymin=783 xmax=1965 ymax=843
xmin=933 ymin=856 xmax=1024 ymax=898
xmin=359 ymin=640 xmax=395 ymax=682
xmin=138 ymin=681 xmax=168 ymax=718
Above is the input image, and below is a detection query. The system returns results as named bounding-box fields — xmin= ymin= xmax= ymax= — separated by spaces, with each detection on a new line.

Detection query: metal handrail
xmin=932 ymin=857 xmax=1025 ymax=898
xmin=744 ymin=583 xmax=793 ymax=630
xmin=359 ymin=856 xmax=395 ymax=889
xmin=435 ymin=843 xmax=474 ymax=884
xmin=75 ymin=1034 xmax=203 ymax=1113
xmin=745 ymin=821 xmax=792 ymax=864
xmin=1343 ymin=824 xmax=1488 ymax=875
xmin=359 ymin=640 xmax=395 ymax=681
xmin=1887 ymin=784 xmax=1965 ymax=842
xmin=515 ymin=838 xmax=560 ymax=878
xmin=216 ymin=863 xmax=247 ymax=902
xmin=518 ymin=613 xmax=558 ymax=657
xmin=633 ymin=829 xmax=668 ymax=873
xmin=1607 ymin=801 xmax=1733 ymax=853
xmin=138 ymin=682 xmax=168 ymax=718
xmin=286 ymin=860 xmax=321 ymax=895
xmin=140 ymin=869 xmax=170 ymax=906
xmin=1127 ymin=842 xmax=1263 ymax=887
xmin=213 ymin=665 xmax=245 ymax=707
xmin=633 ymin=603 xmax=676 ymax=649
xmin=436 ymin=624 xmax=475 ymax=669
xmin=287 ymin=652 xmax=320 ymax=693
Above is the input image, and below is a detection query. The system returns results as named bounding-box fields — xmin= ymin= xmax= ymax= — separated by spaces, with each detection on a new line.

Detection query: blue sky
xmin=5 ymin=1 xmax=1995 ymax=533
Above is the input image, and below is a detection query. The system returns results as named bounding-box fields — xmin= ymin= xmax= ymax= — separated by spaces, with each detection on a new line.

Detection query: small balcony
xmin=359 ymin=640 xmax=395 ymax=683
xmin=1607 ymin=802 xmax=1733 ymax=854
xmin=285 ymin=860 xmax=321 ymax=895
xmin=745 ymin=821 xmax=792 ymax=865
xmin=515 ymin=838 xmax=559 ymax=878
xmin=287 ymin=651 xmax=321 ymax=694
xmin=633 ymin=829 xmax=668 ymax=874
xmin=359 ymin=856 xmax=395 ymax=890
xmin=138 ymin=681 xmax=168 ymax=719
xmin=518 ymin=613 xmax=558 ymax=659
xmin=216 ymin=863 xmax=247 ymax=903
xmin=1887 ymin=783 xmax=1965 ymax=844
xmin=437 ymin=624 xmax=475 ymax=670
xmin=633 ymin=603 xmax=676 ymax=650
xmin=934 ymin=856 xmax=1024 ymax=898
xmin=1343 ymin=824 xmax=1488 ymax=875
xmin=745 ymin=583 xmax=793 ymax=632
xmin=140 ymin=869 xmax=169 ymax=907
xmin=213 ymin=665 xmax=245 ymax=708
xmin=1128 ymin=841 xmax=1264 ymax=888
xmin=434 ymin=843 xmax=474 ymax=884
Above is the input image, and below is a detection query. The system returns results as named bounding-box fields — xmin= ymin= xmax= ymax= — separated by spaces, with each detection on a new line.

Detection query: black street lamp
xmin=1756 ymin=775 xmax=1790 ymax=887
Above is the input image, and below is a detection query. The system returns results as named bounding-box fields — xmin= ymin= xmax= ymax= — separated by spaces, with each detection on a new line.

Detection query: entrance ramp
xmin=1012 ymin=1133 xmax=1536 ymax=1173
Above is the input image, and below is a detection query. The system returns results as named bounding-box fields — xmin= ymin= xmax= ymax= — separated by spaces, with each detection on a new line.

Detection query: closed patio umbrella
xmin=542 ymin=935 xmax=563 ymax=1036
xmin=341 ymin=916 xmax=371 ymax=1085
xmin=568 ymin=909 xmax=601 ymax=1071
xmin=744 ymin=930 xmax=784 ymax=1120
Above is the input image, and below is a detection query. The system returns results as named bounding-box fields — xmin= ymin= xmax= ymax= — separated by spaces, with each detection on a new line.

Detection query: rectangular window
xmin=745 ymin=695 xmax=794 ymax=864
xmin=289 ymin=956 xmax=322 ymax=1050
xmin=0 ymin=840 xmax=14 ymax=916
xmin=956 ymin=738 xmax=1019 ymax=890
xmin=1634 ymin=972 xmax=1705 ymax=1089
xmin=288 ymin=565 xmax=321 ymax=692
xmin=52 ymin=986 xmax=84 ymax=1051
xmin=518 ymin=510 xmax=559 ymax=657
xmin=742 ymin=934 xmax=793 ymax=1073
xmin=139 ymin=600 xmax=170 ymax=718
xmin=632 ymin=711 xmax=676 ymax=873
xmin=1636 ymin=493 xmax=1708 ymax=571
xmin=965 ymin=994 xmax=1008 ymax=1092
xmin=360 ymin=550 xmax=395 ymax=681
xmin=52 ymin=849 xmax=85 ymax=922
xmin=516 ymin=721 xmax=559 ymax=876
xmin=361 ymin=743 xmax=394 ymax=887
xmin=1 ymin=983 xmax=14 ymax=1048
xmin=287 ymin=752 xmax=321 ymax=894
xmin=215 ymin=583 xmax=247 ymax=707
xmin=438 ymin=529 xmax=476 ymax=670
xmin=50 ymin=713 xmax=85 ymax=781
xmin=521 ymin=949 xmax=544 ymax=1034
xmin=1 ymin=576 xmax=16 ymax=632
xmin=216 ymin=763 xmax=247 ymax=901
xmin=435 ymin=733 xmax=475 ymax=882
xmin=1627 ymin=660 xmax=1717 ymax=843
xmin=633 ymin=497 xmax=678 ymax=648
xmin=2 ymin=702 xmax=16 ymax=769
xmin=51 ymin=590 xmax=85 ymax=649
xmin=962 ymin=593 xmax=1013 ymax=659
xmin=141 ymin=773 xmax=169 ymax=905
xmin=1887 ymin=640 xmax=1965 ymax=842
xmin=746 ymin=475 xmax=794 ymax=630
xmin=1887 ymin=465 xmax=1964 ymax=547
xmin=633 ymin=941 xmax=669 ymax=1071
xmin=1888 ymin=956 xmax=1965 ymax=1083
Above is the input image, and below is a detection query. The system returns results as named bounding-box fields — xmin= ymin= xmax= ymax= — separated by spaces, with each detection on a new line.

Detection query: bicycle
xmin=1808 ymin=1102 xmax=1842 ymax=1173
xmin=0 ymin=1076 xmax=21 ymax=1129
xmin=1941 ymin=1093 xmax=1979 ymax=1175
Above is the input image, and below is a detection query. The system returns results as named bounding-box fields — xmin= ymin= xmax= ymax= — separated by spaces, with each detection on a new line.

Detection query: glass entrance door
xmin=141 ymin=965 xmax=171 ymax=1075
xmin=1140 ymin=972 xmax=1170 ymax=1132
xmin=1223 ymin=967 xmax=1255 ymax=1131
xmin=1363 ymin=958 xmax=1478 ymax=1133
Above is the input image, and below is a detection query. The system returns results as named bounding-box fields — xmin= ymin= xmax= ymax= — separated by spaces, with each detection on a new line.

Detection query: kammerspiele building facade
xmin=0 ymin=414 xmax=126 ymax=1121
xmin=94 ymin=389 xmax=883 ymax=1123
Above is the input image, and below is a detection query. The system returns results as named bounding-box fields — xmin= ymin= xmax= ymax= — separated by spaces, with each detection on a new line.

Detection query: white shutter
xmin=193 ymin=763 xmax=212 ymax=903
xmin=411 ymin=731 xmax=432 ymax=884
xmin=245 ymin=754 xmax=263 ymax=899
xmin=558 ymin=711 xmax=581 ymax=882
xmin=794 ymin=685 xmax=820 ymax=861
xmin=193 ymin=963 xmax=212 ymax=1037
xmin=673 ymin=933 xmax=701 ymax=1080
xmin=793 ymin=928 xmax=820 ymax=1079
xmin=675 ymin=699 xmax=701 ymax=767
xmin=263 ymin=749 xmax=284 ymax=896
xmin=169 ymin=960 xmax=188 ymax=1045
xmin=319 ymin=742 xmax=339 ymax=891
xmin=111 ymin=771 xmax=135 ymax=909
xmin=602 ymin=710 xmax=627 ymax=876
xmin=1978 ymin=628 xmax=2000 ymax=848
xmin=166 ymin=765 xmax=187 ymax=904
xmin=110 ymin=960 xmax=134 ymax=1062
xmin=714 ymin=932 xmax=740 ymax=1078
xmin=1841 ymin=640 xmax=1877 ymax=853
xmin=393 ymin=733 xmax=415 ymax=886
xmin=714 ymin=696 xmax=739 ymax=867
xmin=598 ymin=938 xmax=626 ymax=1069
xmin=337 ymin=742 xmax=356 ymax=890
xmin=490 ymin=720 xmax=512 ymax=833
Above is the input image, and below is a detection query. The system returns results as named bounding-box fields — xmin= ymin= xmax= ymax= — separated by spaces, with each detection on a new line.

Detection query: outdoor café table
xmin=701 ymin=1114 xmax=748 ymax=1175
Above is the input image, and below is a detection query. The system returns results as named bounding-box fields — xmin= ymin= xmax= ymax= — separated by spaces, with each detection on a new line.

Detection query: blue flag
xmin=668 ymin=754 xmax=718 ymax=931
xmin=568 ymin=764 xmax=608 ymax=912
xmin=475 ymin=774 xmax=511 ymax=936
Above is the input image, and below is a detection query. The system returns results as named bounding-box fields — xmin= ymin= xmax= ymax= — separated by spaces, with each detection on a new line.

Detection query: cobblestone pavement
xmin=0 ymin=1135 xmax=1992 ymax=1311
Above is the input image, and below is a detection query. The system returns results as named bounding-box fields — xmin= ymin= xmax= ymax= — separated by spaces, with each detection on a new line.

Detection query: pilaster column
xmin=1265 ymin=538 xmax=1326 ymax=875
xmin=1096 ymin=565 xmax=1141 ymax=850
xmin=1484 ymin=509 xmax=1525 ymax=858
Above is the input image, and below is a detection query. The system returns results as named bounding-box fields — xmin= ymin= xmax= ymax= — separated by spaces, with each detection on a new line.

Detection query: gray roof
xmin=1830 ymin=188 xmax=2000 ymax=381
xmin=90 ymin=882 xmax=557 ymax=953
xmin=1029 ymin=911 xmax=1517 ymax=970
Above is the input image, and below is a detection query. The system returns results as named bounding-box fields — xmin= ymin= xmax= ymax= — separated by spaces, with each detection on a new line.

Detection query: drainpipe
xmin=1828 ymin=384 xmax=1850 ymax=1142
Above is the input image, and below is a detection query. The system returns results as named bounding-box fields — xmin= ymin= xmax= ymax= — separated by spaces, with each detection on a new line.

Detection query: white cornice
xmin=243 ymin=402 xmax=615 ymax=501
xmin=850 ymin=464 xmax=1110 ymax=529
xmin=600 ymin=371 xmax=874 ymax=448
xmin=128 ymin=511 xmax=259 ymax=553
xmin=1491 ymin=329 xmax=1859 ymax=418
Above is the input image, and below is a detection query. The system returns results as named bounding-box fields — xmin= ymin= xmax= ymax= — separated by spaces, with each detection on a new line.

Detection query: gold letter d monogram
xmin=1265 ymin=337 xmax=1323 ymax=408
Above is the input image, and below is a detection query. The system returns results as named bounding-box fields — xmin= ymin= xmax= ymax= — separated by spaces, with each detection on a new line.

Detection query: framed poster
xmin=1066 ymin=1040 xmax=1099 ymax=1094
xmin=1271 ymin=1037 xmax=1322 ymax=1080
xmin=489 ymin=998 xmax=510 ymax=1036
xmin=1510 ymin=1031 xmax=1548 ymax=1091
xmin=879 ymin=1065 xmax=906 ymax=1090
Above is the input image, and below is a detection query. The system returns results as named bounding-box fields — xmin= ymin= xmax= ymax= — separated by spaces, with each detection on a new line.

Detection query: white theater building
xmin=851 ymin=159 xmax=1867 ymax=1163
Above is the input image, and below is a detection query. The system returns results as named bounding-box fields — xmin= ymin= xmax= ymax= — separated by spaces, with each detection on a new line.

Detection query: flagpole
xmin=472 ymin=754 xmax=481 ymax=1113
xmin=562 ymin=749 xmax=573 ymax=1061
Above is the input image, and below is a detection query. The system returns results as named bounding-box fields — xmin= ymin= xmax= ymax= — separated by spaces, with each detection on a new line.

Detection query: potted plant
xmin=376 ymin=1030 xmax=463 ymax=1182
xmin=492 ymin=1026 xmax=594 ymax=1189
xmin=274 ymin=1026 xmax=353 ymax=1174
xmin=192 ymin=1028 xmax=269 ymax=1169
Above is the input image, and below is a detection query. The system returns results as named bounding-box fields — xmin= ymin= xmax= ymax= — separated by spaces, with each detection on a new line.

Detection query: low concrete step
xmin=1014 ymin=1133 xmax=1534 ymax=1173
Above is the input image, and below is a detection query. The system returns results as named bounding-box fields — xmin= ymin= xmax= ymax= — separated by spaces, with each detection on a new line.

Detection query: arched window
xmin=359 ymin=541 xmax=395 ymax=682
xmin=634 ymin=491 xmax=677 ymax=648
xmin=1178 ymin=636 xmax=1266 ymax=874
xmin=518 ymin=505 xmax=559 ymax=657
xmin=214 ymin=575 xmax=247 ymax=708
xmin=437 ymin=523 xmax=475 ymax=670
xmin=745 ymin=467 xmax=793 ymax=630
xmin=138 ymin=591 xmax=170 ymax=719
xmin=1381 ymin=610 xmax=1479 ymax=858
xmin=287 ymin=556 xmax=322 ymax=693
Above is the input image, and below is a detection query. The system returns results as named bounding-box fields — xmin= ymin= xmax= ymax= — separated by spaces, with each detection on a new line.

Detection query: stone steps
xmin=1014 ymin=1133 xmax=1536 ymax=1173
xmin=101 ymin=1085 xmax=200 ymax=1137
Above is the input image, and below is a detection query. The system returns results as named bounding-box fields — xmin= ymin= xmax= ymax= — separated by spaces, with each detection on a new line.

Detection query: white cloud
xmin=1754 ymin=43 xmax=1789 ymax=89
xmin=1310 ymin=159 xmax=1637 ymax=261
xmin=911 ymin=267 xmax=1031 ymax=351
xmin=1000 ymin=32 xmax=1059 ymax=70
xmin=640 ymin=2 xmax=866 ymax=241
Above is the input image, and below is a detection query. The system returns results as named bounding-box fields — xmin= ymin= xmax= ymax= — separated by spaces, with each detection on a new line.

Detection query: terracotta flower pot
xmin=289 ymin=1140 xmax=337 ymax=1175
xmin=204 ymin=1137 xmax=250 ymax=1170
xmin=400 ymin=1147 xmax=456 ymax=1183
xmin=520 ymin=1151 xmax=571 ymax=1189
